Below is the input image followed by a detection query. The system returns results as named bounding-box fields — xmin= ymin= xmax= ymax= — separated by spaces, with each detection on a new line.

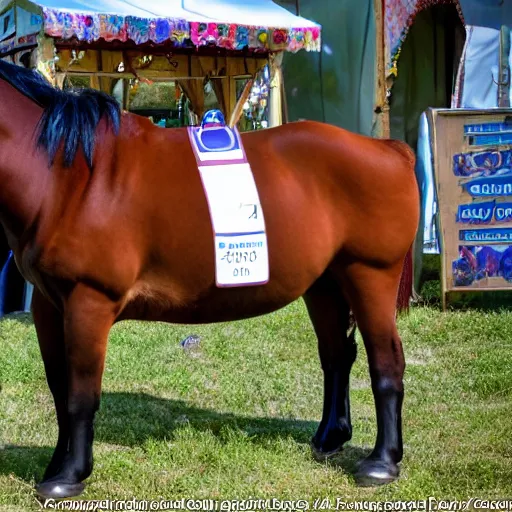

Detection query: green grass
xmin=1 ymin=299 xmax=511 ymax=510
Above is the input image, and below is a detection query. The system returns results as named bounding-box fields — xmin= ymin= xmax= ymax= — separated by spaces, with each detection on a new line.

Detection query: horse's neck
xmin=0 ymin=80 xmax=48 ymax=243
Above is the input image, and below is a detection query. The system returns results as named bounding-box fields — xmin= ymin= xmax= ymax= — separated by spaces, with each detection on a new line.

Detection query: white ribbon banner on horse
xmin=188 ymin=112 xmax=269 ymax=287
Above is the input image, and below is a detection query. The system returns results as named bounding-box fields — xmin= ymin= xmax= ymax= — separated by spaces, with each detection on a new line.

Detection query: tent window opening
xmin=389 ymin=4 xmax=466 ymax=151
xmin=238 ymin=65 xmax=270 ymax=132
xmin=127 ymin=80 xmax=182 ymax=128
xmin=63 ymin=75 xmax=92 ymax=90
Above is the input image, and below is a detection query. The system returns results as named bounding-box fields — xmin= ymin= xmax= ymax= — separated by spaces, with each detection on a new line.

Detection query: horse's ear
xmin=396 ymin=247 xmax=413 ymax=313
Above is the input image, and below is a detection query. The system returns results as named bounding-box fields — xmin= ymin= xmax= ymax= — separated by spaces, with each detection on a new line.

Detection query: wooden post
xmin=228 ymin=78 xmax=253 ymax=128
xmin=374 ymin=0 xmax=390 ymax=138
xmin=35 ymin=34 xmax=57 ymax=86
xmin=269 ymin=52 xmax=284 ymax=128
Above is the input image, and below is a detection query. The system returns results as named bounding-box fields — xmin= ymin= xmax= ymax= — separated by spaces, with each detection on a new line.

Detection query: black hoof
xmin=310 ymin=440 xmax=343 ymax=462
xmin=354 ymin=458 xmax=399 ymax=487
xmin=36 ymin=480 xmax=86 ymax=500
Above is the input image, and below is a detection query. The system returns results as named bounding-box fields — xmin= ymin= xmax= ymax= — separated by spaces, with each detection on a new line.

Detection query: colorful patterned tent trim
xmin=385 ymin=0 xmax=464 ymax=77
xmin=42 ymin=8 xmax=321 ymax=52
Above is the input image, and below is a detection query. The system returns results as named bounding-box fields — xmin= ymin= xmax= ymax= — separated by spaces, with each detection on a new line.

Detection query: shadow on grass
xmin=314 ymin=446 xmax=372 ymax=479
xmin=0 ymin=445 xmax=54 ymax=482
xmin=97 ymin=392 xmax=317 ymax=448
xmin=0 ymin=392 xmax=370 ymax=485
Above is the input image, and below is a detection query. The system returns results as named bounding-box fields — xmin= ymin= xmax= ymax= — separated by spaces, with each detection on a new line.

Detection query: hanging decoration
xmin=42 ymin=7 xmax=321 ymax=53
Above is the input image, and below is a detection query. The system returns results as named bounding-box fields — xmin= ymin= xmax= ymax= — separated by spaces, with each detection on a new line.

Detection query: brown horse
xmin=0 ymin=59 xmax=419 ymax=499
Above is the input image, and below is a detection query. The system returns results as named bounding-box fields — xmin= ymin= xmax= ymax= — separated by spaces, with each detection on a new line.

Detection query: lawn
xmin=1 ymin=291 xmax=511 ymax=510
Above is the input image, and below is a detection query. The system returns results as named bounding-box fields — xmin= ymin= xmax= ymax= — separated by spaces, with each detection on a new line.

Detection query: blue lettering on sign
xmin=464 ymin=122 xmax=512 ymax=134
xmin=459 ymin=228 xmax=512 ymax=243
xmin=494 ymin=202 xmax=512 ymax=222
xmin=463 ymin=122 xmax=512 ymax=146
xmin=456 ymin=201 xmax=495 ymax=224
xmin=228 ymin=241 xmax=264 ymax=250
xmin=463 ymin=176 xmax=512 ymax=197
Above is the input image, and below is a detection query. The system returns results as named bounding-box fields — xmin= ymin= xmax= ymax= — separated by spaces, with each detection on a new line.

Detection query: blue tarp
xmin=0 ymin=251 xmax=14 ymax=316
xmin=0 ymin=249 xmax=32 ymax=318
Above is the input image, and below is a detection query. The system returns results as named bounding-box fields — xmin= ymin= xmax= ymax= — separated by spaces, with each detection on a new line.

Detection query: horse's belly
xmin=118 ymin=286 xmax=298 ymax=324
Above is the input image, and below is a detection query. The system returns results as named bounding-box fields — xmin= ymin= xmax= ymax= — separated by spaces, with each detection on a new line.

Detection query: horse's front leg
xmin=36 ymin=284 xmax=117 ymax=500
xmin=32 ymin=288 xmax=69 ymax=481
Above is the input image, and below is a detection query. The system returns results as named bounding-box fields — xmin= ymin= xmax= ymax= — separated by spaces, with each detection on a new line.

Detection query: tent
xmin=276 ymin=0 xmax=466 ymax=137
xmin=0 ymin=0 xmax=320 ymax=123
xmin=278 ymin=0 xmax=512 ymax=133
xmin=0 ymin=0 xmax=320 ymax=45
xmin=0 ymin=0 xmax=321 ymax=317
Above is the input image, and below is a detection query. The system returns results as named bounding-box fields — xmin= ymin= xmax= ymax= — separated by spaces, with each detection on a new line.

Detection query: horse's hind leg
xmin=304 ymin=272 xmax=357 ymax=458
xmin=341 ymin=262 xmax=405 ymax=486
xmin=35 ymin=284 xmax=117 ymax=500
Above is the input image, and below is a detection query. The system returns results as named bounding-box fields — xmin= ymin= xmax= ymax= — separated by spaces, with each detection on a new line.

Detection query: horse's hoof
xmin=36 ymin=480 xmax=85 ymax=500
xmin=310 ymin=440 xmax=342 ymax=462
xmin=354 ymin=458 xmax=399 ymax=487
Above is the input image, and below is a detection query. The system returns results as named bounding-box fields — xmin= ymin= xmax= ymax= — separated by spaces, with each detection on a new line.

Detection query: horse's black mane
xmin=0 ymin=58 xmax=120 ymax=169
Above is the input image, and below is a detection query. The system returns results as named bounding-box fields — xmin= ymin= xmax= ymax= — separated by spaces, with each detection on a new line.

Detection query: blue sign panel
xmin=456 ymin=200 xmax=495 ymax=224
xmin=464 ymin=122 xmax=512 ymax=146
xmin=452 ymin=244 xmax=512 ymax=287
xmin=469 ymin=133 xmax=512 ymax=146
xmin=462 ymin=176 xmax=512 ymax=197
xmin=453 ymin=149 xmax=512 ymax=177
xmin=459 ymin=228 xmax=512 ymax=243
xmin=464 ymin=122 xmax=512 ymax=134
xmin=456 ymin=201 xmax=512 ymax=224
xmin=494 ymin=202 xmax=512 ymax=222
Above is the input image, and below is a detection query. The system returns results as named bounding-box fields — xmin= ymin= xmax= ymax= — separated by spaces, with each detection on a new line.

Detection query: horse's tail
xmin=396 ymin=246 xmax=413 ymax=313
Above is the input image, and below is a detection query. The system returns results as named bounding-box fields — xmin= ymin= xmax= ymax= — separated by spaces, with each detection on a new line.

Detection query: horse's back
xmin=242 ymin=121 xmax=419 ymax=263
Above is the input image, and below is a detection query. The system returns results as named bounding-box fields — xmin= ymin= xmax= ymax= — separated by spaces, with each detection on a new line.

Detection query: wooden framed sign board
xmin=429 ymin=108 xmax=512 ymax=310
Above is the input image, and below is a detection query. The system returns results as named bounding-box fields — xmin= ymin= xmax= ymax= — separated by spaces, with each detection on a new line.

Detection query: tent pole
xmin=374 ymin=0 xmax=389 ymax=139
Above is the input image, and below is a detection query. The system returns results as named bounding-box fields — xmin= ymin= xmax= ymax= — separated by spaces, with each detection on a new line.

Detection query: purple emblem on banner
xmin=452 ymin=246 xmax=477 ymax=286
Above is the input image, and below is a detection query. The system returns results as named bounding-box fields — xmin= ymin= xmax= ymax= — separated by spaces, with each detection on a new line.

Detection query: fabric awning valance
xmin=30 ymin=0 xmax=321 ymax=52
